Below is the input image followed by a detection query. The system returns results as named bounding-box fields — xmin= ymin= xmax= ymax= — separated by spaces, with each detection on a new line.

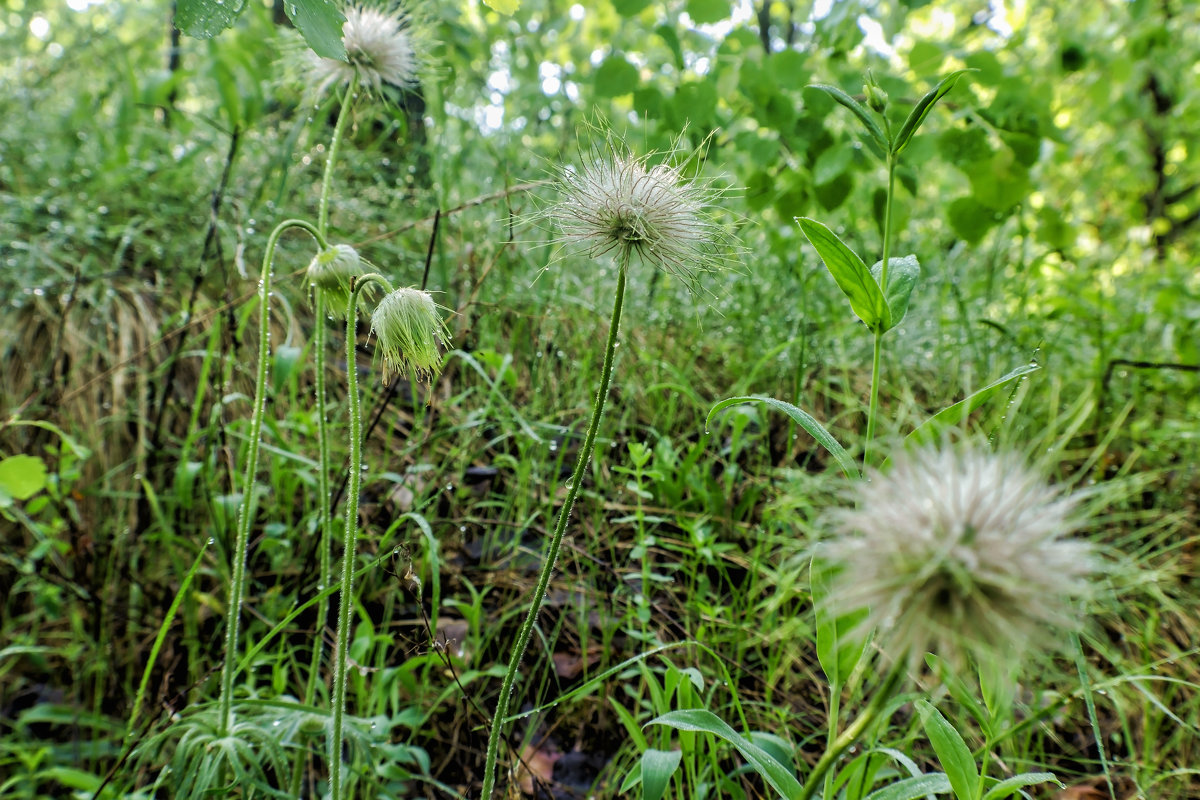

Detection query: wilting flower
xmin=369 ymin=287 xmax=448 ymax=384
xmin=306 ymin=244 xmax=375 ymax=318
xmin=305 ymin=2 xmax=429 ymax=98
xmin=823 ymin=446 xmax=1096 ymax=669
xmin=551 ymin=136 xmax=728 ymax=282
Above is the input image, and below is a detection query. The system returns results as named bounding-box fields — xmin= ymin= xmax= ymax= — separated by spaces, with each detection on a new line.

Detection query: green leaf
xmin=648 ymin=710 xmax=803 ymax=800
xmin=892 ymin=70 xmax=972 ymax=156
xmin=614 ymin=0 xmax=654 ymax=15
xmin=916 ymin=700 xmax=979 ymax=800
xmin=907 ymin=362 xmax=1040 ymax=445
xmin=176 ymin=0 xmax=247 ymax=39
xmin=686 ymin=0 xmax=730 ymax=24
xmin=640 ymin=749 xmax=682 ymax=800
xmin=483 ymin=0 xmax=521 ymax=11
xmin=981 ymin=772 xmax=1062 ymax=800
xmin=796 ymin=217 xmax=889 ymax=332
xmin=869 ymin=255 xmax=920 ymax=331
xmin=864 ymin=773 xmax=953 ymax=800
xmin=811 ymin=557 xmax=869 ymax=688
xmin=810 ymin=84 xmax=888 ymax=152
xmin=0 ymin=455 xmax=48 ymax=502
xmin=287 ymin=0 xmax=348 ymax=61
xmin=925 ymin=653 xmax=991 ymax=737
xmin=946 ymin=196 xmax=997 ymax=244
xmin=707 ymin=396 xmax=859 ymax=479
xmin=595 ymin=55 xmax=640 ymax=97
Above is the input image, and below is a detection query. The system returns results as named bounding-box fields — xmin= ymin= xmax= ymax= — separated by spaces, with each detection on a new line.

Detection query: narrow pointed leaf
xmin=893 ymin=70 xmax=972 ymax=156
xmin=870 ymin=255 xmax=921 ymax=331
xmin=863 ymin=773 xmax=954 ymax=800
xmin=647 ymin=710 xmax=803 ymax=800
xmin=810 ymin=84 xmax=889 ymax=152
xmin=708 ymin=396 xmax=858 ymax=479
xmin=907 ymin=362 xmax=1039 ymax=444
xmin=916 ymin=700 xmax=979 ymax=800
xmin=797 ymin=217 xmax=890 ymax=332
xmin=812 ymin=556 xmax=869 ymax=688
xmin=640 ymin=749 xmax=682 ymax=800
xmin=981 ymin=772 xmax=1062 ymax=800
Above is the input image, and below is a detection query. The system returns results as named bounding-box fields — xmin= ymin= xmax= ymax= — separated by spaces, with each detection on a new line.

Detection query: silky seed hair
xmin=822 ymin=445 xmax=1097 ymax=671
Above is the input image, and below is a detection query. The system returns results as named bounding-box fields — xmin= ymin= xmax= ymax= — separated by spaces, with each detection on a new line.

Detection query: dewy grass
xmin=479 ymin=131 xmax=730 ymax=800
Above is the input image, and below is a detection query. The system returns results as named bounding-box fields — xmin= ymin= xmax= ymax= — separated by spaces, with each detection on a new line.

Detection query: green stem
xmin=863 ymin=154 xmax=897 ymax=470
xmin=330 ymin=272 xmax=393 ymax=800
xmin=318 ymin=72 xmax=358 ymax=239
xmin=800 ymin=660 xmax=906 ymax=800
xmin=290 ymin=289 xmax=333 ymax=798
xmin=218 ymin=217 xmax=325 ymax=737
xmin=480 ymin=254 xmax=630 ymax=800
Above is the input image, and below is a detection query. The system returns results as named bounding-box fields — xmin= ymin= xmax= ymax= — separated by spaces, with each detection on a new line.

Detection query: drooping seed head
xmin=823 ymin=445 xmax=1096 ymax=671
xmin=551 ymin=135 xmax=730 ymax=284
xmin=305 ymin=244 xmax=374 ymax=319
xmin=304 ymin=1 xmax=430 ymax=98
xmin=369 ymin=287 xmax=448 ymax=384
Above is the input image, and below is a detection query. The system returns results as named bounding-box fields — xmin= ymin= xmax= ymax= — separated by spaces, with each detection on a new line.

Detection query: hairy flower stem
xmin=218 ymin=218 xmax=325 ymax=738
xmin=863 ymin=152 xmax=897 ymax=470
xmin=480 ymin=254 xmax=630 ymax=800
xmin=800 ymin=660 xmax=906 ymax=800
xmin=291 ymin=71 xmax=357 ymax=800
xmin=318 ymin=73 xmax=358 ymax=238
xmin=330 ymin=272 xmax=394 ymax=800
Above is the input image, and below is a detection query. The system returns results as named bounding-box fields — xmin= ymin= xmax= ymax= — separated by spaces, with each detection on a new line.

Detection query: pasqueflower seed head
xmin=306 ymin=244 xmax=374 ymax=319
xmin=369 ymin=287 xmax=448 ymax=384
xmin=551 ymin=138 xmax=727 ymax=283
xmin=823 ymin=446 xmax=1096 ymax=670
xmin=306 ymin=2 xmax=428 ymax=98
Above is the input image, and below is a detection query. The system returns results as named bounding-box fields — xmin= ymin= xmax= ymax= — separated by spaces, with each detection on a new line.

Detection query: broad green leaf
xmin=809 ymin=84 xmax=888 ymax=152
xmin=287 ymin=0 xmax=348 ymax=61
xmin=483 ymin=0 xmax=521 ymax=12
xmin=797 ymin=217 xmax=889 ymax=332
xmin=892 ymin=70 xmax=972 ymax=156
xmin=0 ymin=455 xmax=48 ymax=502
xmin=869 ymin=255 xmax=920 ymax=331
xmin=641 ymin=749 xmax=682 ymax=800
xmin=176 ymin=0 xmax=245 ymax=39
xmin=907 ymin=362 xmax=1040 ymax=445
xmin=811 ymin=556 xmax=868 ymax=688
xmin=648 ymin=710 xmax=803 ymax=800
xmin=595 ymin=55 xmax=640 ymax=97
xmin=916 ymin=700 xmax=979 ymax=800
xmin=707 ymin=396 xmax=858 ymax=479
xmin=687 ymin=0 xmax=730 ymax=24
xmin=981 ymin=772 xmax=1062 ymax=800
xmin=614 ymin=0 xmax=654 ymax=15
xmin=947 ymin=195 xmax=996 ymax=244
xmin=864 ymin=773 xmax=953 ymax=800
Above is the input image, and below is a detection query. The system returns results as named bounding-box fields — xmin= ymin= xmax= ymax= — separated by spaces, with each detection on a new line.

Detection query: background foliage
xmin=2 ymin=0 xmax=1198 ymax=797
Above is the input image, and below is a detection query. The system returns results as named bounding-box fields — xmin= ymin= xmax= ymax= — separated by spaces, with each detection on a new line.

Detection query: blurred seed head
xmin=824 ymin=445 xmax=1096 ymax=670
xmin=304 ymin=2 xmax=430 ymax=98
xmin=550 ymin=133 xmax=731 ymax=285
xmin=369 ymin=287 xmax=448 ymax=384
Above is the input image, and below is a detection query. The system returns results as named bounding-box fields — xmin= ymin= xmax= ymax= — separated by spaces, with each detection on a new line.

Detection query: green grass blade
xmin=708 ymin=395 xmax=859 ymax=479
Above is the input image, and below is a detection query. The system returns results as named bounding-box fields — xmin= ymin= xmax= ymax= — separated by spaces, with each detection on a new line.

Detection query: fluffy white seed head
xmin=305 ymin=2 xmax=428 ymax=98
xmin=551 ymin=138 xmax=728 ymax=283
xmin=823 ymin=446 xmax=1096 ymax=670
xmin=369 ymin=287 xmax=448 ymax=384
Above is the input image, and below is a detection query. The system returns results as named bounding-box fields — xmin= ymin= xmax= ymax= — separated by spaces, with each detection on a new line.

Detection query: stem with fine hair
xmin=863 ymin=151 xmax=897 ymax=469
xmin=329 ymin=272 xmax=394 ymax=800
xmin=480 ymin=251 xmax=630 ymax=800
xmin=218 ymin=217 xmax=325 ymax=737
xmin=291 ymin=70 xmax=357 ymax=800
